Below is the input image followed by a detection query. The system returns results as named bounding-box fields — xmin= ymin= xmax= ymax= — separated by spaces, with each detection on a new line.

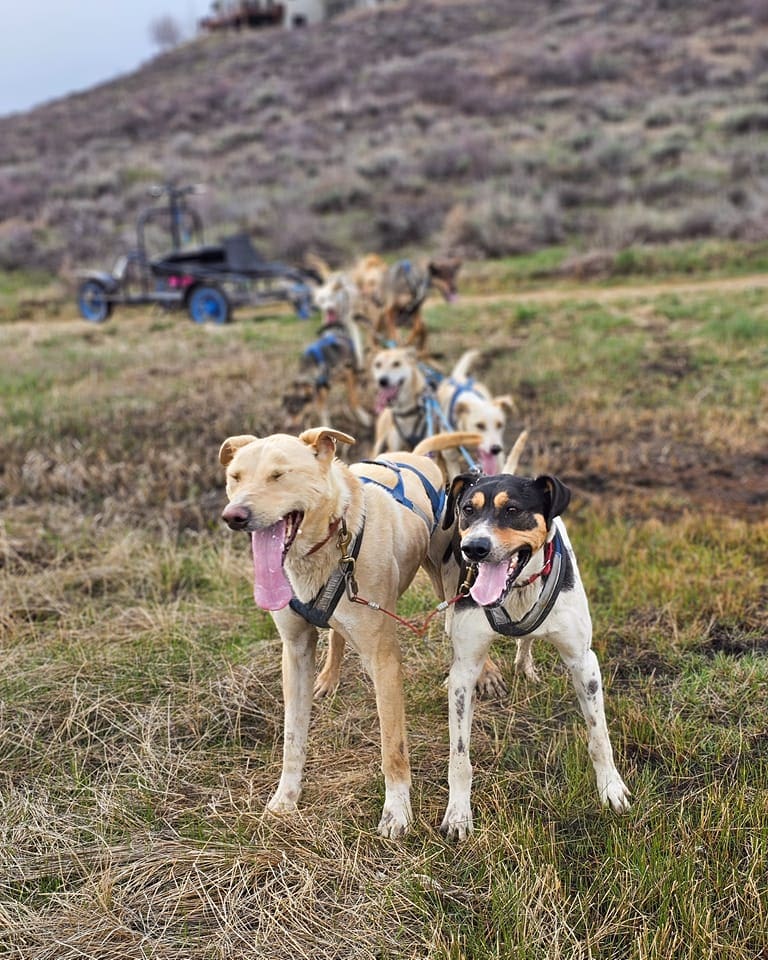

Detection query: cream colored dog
xmin=437 ymin=349 xmax=517 ymax=478
xmin=219 ymin=426 xmax=481 ymax=838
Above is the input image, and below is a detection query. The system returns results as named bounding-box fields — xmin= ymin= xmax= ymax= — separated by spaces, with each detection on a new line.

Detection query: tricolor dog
xmin=219 ymin=426 xmax=481 ymax=838
xmin=430 ymin=457 xmax=631 ymax=839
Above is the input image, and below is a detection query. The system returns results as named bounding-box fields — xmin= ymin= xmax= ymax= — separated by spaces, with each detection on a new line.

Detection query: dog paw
xmin=599 ymin=774 xmax=632 ymax=813
xmin=514 ymin=657 xmax=540 ymax=683
xmin=377 ymin=802 xmax=411 ymax=839
xmin=313 ymin=667 xmax=340 ymax=699
xmin=440 ymin=803 xmax=474 ymax=841
xmin=266 ymin=790 xmax=299 ymax=816
xmin=475 ymin=658 xmax=508 ymax=699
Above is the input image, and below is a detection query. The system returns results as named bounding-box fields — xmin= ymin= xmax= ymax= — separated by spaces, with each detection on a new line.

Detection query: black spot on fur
xmin=587 ymin=679 xmax=599 ymax=696
xmin=455 ymin=689 xmax=465 ymax=721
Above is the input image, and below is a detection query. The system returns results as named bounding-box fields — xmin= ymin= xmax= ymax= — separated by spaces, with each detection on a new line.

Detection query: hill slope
xmin=2 ymin=0 xmax=768 ymax=273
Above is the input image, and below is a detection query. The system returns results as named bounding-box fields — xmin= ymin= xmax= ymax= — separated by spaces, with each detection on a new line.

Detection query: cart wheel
xmin=77 ymin=279 xmax=112 ymax=323
xmin=188 ymin=284 xmax=231 ymax=324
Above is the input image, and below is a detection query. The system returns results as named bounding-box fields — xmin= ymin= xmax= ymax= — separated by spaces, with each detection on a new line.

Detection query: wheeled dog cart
xmin=76 ymin=184 xmax=316 ymax=324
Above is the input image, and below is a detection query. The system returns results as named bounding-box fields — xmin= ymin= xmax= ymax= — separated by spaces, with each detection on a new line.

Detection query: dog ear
xmin=299 ymin=428 xmax=356 ymax=463
xmin=443 ymin=472 xmax=478 ymax=529
xmin=494 ymin=394 xmax=517 ymax=415
xmin=219 ymin=435 xmax=258 ymax=466
xmin=533 ymin=474 xmax=571 ymax=524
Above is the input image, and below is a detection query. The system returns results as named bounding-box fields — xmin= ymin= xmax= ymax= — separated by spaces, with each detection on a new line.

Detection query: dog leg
xmin=357 ymin=631 xmax=412 ymax=838
xmin=267 ymin=614 xmax=318 ymax=815
xmin=343 ymin=368 xmax=372 ymax=427
xmin=441 ymin=624 xmax=492 ymax=841
xmin=514 ymin=637 xmax=540 ymax=682
xmin=314 ymin=628 xmax=345 ymax=699
xmin=552 ymin=638 xmax=631 ymax=813
xmin=314 ymin=384 xmax=332 ymax=428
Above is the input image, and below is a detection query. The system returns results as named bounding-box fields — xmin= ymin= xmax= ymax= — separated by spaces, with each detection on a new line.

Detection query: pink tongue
xmin=375 ymin=384 xmax=400 ymax=413
xmin=470 ymin=561 xmax=509 ymax=606
xmin=251 ymin=522 xmax=293 ymax=610
xmin=479 ymin=450 xmax=499 ymax=475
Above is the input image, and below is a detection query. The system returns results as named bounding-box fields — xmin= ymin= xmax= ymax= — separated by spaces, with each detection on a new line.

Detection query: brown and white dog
xmin=219 ymin=427 xmax=482 ymax=838
xmin=437 ymin=349 xmax=517 ymax=479
xmin=426 ymin=452 xmax=631 ymax=840
xmin=375 ymin=258 xmax=462 ymax=354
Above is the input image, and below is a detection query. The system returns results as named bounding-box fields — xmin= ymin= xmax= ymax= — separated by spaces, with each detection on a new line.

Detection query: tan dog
xmin=376 ymin=258 xmax=462 ymax=354
xmin=370 ymin=346 xmax=434 ymax=456
xmin=437 ymin=349 xmax=518 ymax=479
xmin=350 ymin=252 xmax=388 ymax=329
xmin=219 ymin=427 xmax=481 ymax=838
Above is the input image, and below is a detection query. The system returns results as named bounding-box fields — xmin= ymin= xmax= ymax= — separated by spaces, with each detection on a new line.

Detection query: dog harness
xmin=393 ymin=260 xmax=431 ymax=321
xmin=302 ymin=326 xmax=354 ymax=388
xmin=458 ymin=527 xmax=571 ymax=637
xmin=359 ymin=459 xmax=446 ymax=534
xmin=287 ymin=462 xmax=446 ymax=629
xmin=288 ymin=517 xmax=365 ymax=628
xmin=446 ymin=377 xmax=481 ymax=426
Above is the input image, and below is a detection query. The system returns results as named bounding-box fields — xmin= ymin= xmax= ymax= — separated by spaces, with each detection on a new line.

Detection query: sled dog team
xmin=219 ymin=252 xmax=630 ymax=839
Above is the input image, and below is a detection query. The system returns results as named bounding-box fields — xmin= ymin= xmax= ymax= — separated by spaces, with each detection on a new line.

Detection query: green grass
xmin=0 ymin=257 xmax=766 ymax=957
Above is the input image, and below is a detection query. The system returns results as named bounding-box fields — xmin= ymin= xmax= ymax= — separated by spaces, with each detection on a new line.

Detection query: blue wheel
xmin=187 ymin=284 xmax=231 ymax=324
xmin=77 ymin=280 xmax=112 ymax=323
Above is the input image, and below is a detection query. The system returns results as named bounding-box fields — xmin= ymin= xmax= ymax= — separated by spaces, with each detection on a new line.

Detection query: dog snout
xmin=489 ymin=444 xmax=503 ymax=456
xmin=462 ymin=536 xmax=492 ymax=562
xmin=222 ymin=502 xmax=251 ymax=530
xmin=378 ymin=375 xmax=391 ymax=388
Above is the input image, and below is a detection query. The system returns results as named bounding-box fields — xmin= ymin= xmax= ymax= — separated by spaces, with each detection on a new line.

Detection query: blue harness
xmin=359 ymin=459 xmax=446 ymax=533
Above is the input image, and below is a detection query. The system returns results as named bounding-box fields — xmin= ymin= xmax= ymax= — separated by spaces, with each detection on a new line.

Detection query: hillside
xmin=2 ymin=0 xmax=768 ymax=274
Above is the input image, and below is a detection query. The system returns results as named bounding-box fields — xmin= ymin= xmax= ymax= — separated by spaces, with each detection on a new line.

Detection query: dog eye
xmin=461 ymin=503 xmax=474 ymax=516
xmin=269 ymin=470 xmax=284 ymax=482
xmin=505 ymin=504 xmax=519 ymax=516
xmin=476 ymin=421 xmax=486 ymax=431
xmin=229 ymin=472 xmax=241 ymax=483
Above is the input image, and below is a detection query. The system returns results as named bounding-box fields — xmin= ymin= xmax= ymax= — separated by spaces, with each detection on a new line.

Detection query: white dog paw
xmin=514 ymin=657 xmax=540 ymax=683
xmin=377 ymin=802 xmax=411 ymax=839
xmin=440 ymin=804 xmax=474 ymax=841
xmin=599 ymin=774 xmax=632 ymax=813
xmin=266 ymin=790 xmax=299 ymax=816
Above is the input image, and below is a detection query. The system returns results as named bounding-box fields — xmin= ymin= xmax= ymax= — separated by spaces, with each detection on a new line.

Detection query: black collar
xmin=458 ymin=528 xmax=570 ymax=638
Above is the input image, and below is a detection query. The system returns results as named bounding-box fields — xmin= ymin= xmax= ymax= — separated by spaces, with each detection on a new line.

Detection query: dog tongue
xmin=375 ymin=384 xmax=400 ymax=413
xmin=478 ymin=450 xmax=499 ymax=475
xmin=251 ymin=521 xmax=293 ymax=610
xmin=470 ymin=561 xmax=508 ymax=606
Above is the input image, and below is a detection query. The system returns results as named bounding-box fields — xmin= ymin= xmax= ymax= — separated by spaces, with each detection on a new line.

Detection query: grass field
xmin=1 ymin=254 xmax=767 ymax=958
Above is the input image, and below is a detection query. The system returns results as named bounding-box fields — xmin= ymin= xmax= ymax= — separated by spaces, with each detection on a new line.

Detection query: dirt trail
xmin=461 ymin=271 xmax=768 ymax=306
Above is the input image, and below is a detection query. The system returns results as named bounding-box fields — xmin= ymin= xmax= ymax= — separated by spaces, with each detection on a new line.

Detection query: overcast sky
xmin=0 ymin=1 xmax=203 ymax=117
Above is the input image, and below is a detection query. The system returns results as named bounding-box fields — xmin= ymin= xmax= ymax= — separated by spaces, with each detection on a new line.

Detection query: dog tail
xmin=413 ymin=431 xmax=483 ymax=456
xmin=449 ymin=348 xmax=482 ymax=383
xmin=502 ymin=429 xmax=529 ymax=475
xmin=303 ymin=251 xmax=333 ymax=281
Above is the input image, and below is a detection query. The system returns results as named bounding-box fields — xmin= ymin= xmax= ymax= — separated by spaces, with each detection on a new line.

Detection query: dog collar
xmin=289 ymin=516 xmax=365 ymax=628
xmin=303 ymin=516 xmax=342 ymax=557
xmin=460 ymin=528 xmax=570 ymax=638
